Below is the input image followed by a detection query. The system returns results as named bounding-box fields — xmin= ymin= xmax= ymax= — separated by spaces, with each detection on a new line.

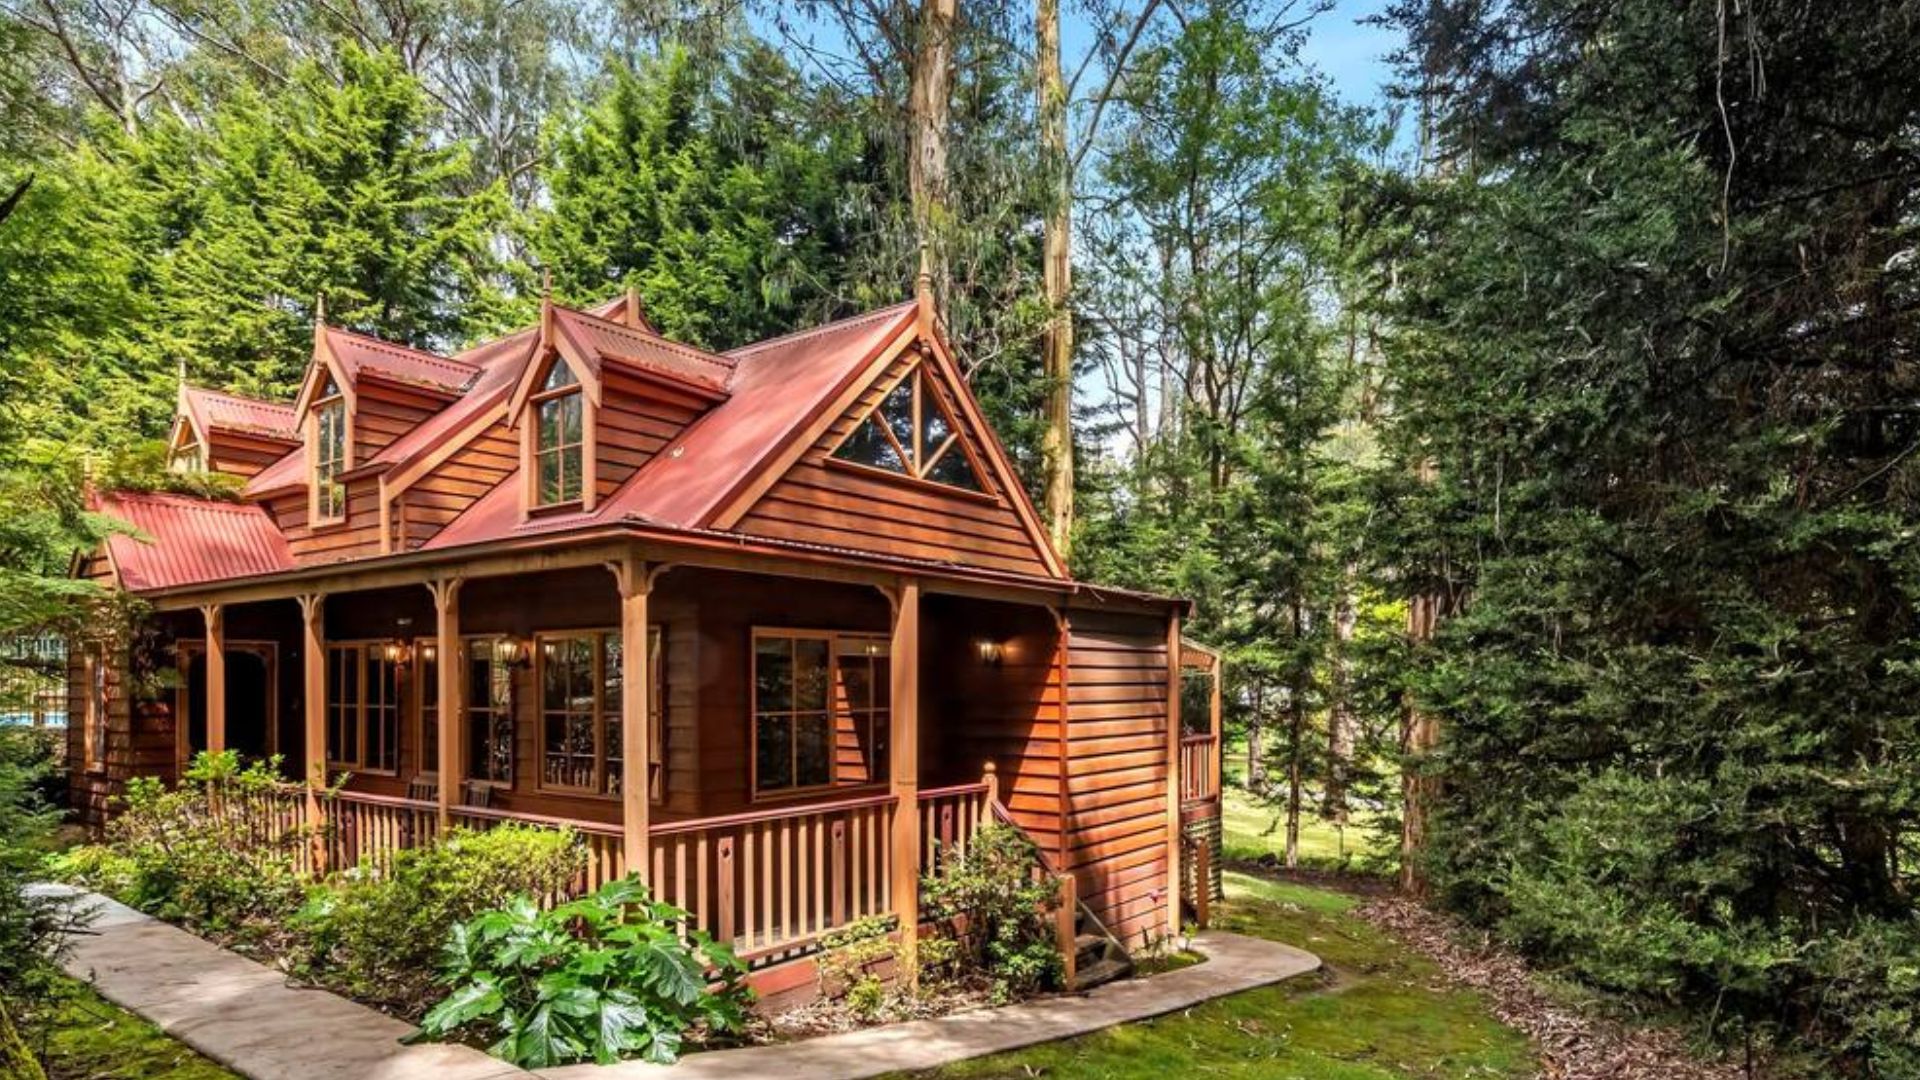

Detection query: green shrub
xmin=298 ymin=824 xmax=584 ymax=1009
xmin=920 ymin=824 xmax=1063 ymax=1000
xmin=102 ymin=761 xmax=306 ymax=932
xmin=0 ymin=727 xmax=68 ymax=1005
xmin=45 ymin=844 xmax=138 ymax=899
xmin=412 ymin=876 xmax=752 ymax=1068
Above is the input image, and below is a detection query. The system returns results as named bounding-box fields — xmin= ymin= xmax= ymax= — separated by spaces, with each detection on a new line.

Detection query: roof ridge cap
xmin=556 ymin=305 xmax=735 ymax=372
xmin=726 ymin=301 xmax=915 ymax=358
xmin=326 ymin=326 xmax=479 ymax=372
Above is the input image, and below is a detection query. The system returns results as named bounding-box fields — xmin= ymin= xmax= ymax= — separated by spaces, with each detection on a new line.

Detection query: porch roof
xmin=92 ymin=490 xmax=295 ymax=591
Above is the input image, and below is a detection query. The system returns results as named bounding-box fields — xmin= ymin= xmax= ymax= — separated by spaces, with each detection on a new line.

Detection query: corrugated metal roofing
xmin=550 ymin=307 xmax=735 ymax=394
xmin=182 ymin=387 xmax=298 ymax=442
xmin=96 ymin=491 xmax=295 ymax=590
xmin=324 ymin=328 xmax=478 ymax=394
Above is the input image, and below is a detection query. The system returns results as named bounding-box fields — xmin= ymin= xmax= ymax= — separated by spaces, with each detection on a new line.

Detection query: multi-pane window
xmin=540 ymin=634 xmax=601 ymax=791
xmin=753 ymin=632 xmax=834 ymax=794
xmin=313 ymin=388 xmax=348 ymax=522
xmin=831 ymin=365 xmax=984 ymax=492
xmin=833 ymin=637 xmax=890 ymax=784
xmin=168 ymin=439 xmax=204 ymax=474
xmin=326 ymin=644 xmax=400 ymax=773
xmin=466 ymin=638 xmax=514 ymax=785
xmin=416 ymin=639 xmax=438 ymax=774
xmin=598 ymin=628 xmax=666 ymax=802
xmin=83 ymin=645 xmax=107 ymax=772
xmin=533 ymin=362 xmax=584 ymax=506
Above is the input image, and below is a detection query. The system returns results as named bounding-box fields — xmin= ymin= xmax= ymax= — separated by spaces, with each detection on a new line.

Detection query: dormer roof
xmin=175 ymin=385 xmax=300 ymax=446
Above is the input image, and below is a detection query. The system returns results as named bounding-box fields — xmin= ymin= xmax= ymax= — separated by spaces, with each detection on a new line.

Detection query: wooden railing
xmin=648 ymin=792 xmax=896 ymax=959
xmin=918 ymin=779 xmax=992 ymax=874
xmin=323 ymin=790 xmax=439 ymax=877
xmin=1180 ymin=734 xmax=1219 ymax=804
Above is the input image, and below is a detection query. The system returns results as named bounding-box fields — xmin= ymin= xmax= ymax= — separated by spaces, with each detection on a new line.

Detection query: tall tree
xmin=1371 ymin=0 xmax=1920 ymax=1065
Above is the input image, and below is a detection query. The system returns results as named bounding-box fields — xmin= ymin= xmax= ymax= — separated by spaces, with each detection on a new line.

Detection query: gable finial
xmin=915 ymin=271 xmax=936 ymax=338
xmin=539 ymin=269 xmax=554 ymax=352
xmin=625 ymin=283 xmax=643 ymax=330
xmin=314 ymin=291 xmax=327 ymax=327
xmin=176 ymin=356 xmax=188 ymax=388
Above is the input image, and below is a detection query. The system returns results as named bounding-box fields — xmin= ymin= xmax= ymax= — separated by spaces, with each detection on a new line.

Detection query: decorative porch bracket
xmin=199 ymin=603 xmax=225 ymax=756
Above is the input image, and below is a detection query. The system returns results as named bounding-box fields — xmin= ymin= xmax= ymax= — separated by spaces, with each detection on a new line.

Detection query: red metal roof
xmin=614 ymin=301 xmax=917 ymax=527
xmin=550 ymin=306 xmax=735 ymax=395
xmin=323 ymin=328 xmax=478 ymax=395
xmin=181 ymin=386 xmax=298 ymax=442
xmin=95 ymin=491 xmax=294 ymax=590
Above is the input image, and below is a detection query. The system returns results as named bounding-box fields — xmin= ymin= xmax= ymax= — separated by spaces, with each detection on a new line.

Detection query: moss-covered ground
xmin=14 ymin=975 xmax=238 ymax=1080
xmin=902 ymin=871 xmax=1537 ymax=1079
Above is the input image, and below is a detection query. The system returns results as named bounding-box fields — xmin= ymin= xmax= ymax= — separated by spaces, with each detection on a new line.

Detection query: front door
xmin=177 ymin=642 xmax=278 ymax=774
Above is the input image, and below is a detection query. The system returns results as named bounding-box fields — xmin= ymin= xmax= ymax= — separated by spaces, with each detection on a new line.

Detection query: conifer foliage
xmin=1370 ymin=0 xmax=1920 ymax=1068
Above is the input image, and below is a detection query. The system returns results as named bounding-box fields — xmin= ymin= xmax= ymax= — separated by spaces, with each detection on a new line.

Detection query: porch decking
xmin=237 ymin=771 xmax=997 ymax=965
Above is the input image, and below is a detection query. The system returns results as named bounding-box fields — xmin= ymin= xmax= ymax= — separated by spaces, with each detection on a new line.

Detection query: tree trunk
xmin=1326 ymin=565 xmax=1356 ymax=823
xmin=1036 ymin=0 xmax=1074 ymax=558
xmin=1246 ymin=683 xmax=1266 ymax=792
xmin=908 ymin=0 xmax=957 ymax=315
xmin=1401 ymin=584 xmax=1444 ymax=896
xmin=1284 ymin=690 xmax=1303 ymax=870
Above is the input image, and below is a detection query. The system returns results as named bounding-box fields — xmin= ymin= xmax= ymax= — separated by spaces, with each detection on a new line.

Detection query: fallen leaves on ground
xmin=1354 ymin=895 xmax=1752 ymax=1080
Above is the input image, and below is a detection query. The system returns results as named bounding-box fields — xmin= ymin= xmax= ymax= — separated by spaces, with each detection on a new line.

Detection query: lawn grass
xmin=1219 ymin=783 xmax=1394 ymax=871
xmin=15 ymin=975 xmax=238 ymax=1080
xmin=902 ymin=870 xmax=1537 ymax=1079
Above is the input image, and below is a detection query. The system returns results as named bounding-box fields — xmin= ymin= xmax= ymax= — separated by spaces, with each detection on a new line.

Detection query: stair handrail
xmin=987 ymin=797 xmax=1128 ymax=963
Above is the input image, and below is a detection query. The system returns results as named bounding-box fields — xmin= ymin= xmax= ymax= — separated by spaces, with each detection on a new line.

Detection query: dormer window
xmin=832 ymin=366 xmax=984 ymax=493
xmin=533 ymin=362 xmax=584 ymax=506
xmin=312 ymin=379 xmax=348 ymax=523
xmin=169 ymin=439 xmax=204 ymax=474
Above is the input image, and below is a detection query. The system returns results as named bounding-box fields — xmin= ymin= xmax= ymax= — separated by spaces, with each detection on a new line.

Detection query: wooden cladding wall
xmin=922 ymin=596 xmax=1067 ymax=864
xmin=400 ymin=419 xmax=517 ymax=551
xmin=734 ymin=351 xmax=1054 ymax=578
xmin=594 ymin=368 xmax=706 ymax=503
xmin=1063 ymin=607 xmax=1173 ymax=948
xmin=268 ymin=384 xmax=446 ymax=563
xmin=206 ymin=431 xmax=294 ymax=479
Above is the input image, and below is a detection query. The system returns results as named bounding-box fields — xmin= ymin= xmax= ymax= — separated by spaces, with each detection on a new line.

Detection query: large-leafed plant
xmin=411 ymin=876 xmax=752 ymax=1067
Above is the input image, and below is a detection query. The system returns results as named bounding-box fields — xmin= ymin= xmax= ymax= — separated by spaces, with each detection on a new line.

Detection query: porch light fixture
xmin=975 ymin=639 xmax=1004 ymax=666
xmin=495 ymin=637 xmax=532 ymax=668
xmin=380 ymin=640 xmax=411 ymax=665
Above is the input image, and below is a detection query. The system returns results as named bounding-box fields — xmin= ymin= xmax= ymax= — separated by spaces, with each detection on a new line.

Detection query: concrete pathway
xmin=539 ymin=931 xmax=1322 ymax=1080
xmin=35 ymin=885 xmax=1318 ymax=1080
xmin=31 ymin=884 xmax=530 ymax=1080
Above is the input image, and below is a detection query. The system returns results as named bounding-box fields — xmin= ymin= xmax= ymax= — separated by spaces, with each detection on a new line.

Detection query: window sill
xmin=527 ymin=499 xmax=585 ymax=517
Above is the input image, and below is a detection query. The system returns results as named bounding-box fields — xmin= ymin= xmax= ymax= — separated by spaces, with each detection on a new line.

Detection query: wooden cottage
xmin=67 ymin=293 xmax=1223 ymax=991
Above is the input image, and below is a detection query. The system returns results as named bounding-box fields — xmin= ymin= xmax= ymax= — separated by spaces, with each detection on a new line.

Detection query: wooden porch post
xmin=613 ymin=555 xmax=651 ymax=878
xmin=1165 ymin=612 xmax=1183 ymax=937
xmin=428 ymin=579 xmax=463 ymax=829
xmin=298 ymin=593 xmax=327 ymax=872
xmin=200 ymin=603 xmax=225 ymax=755
xmin=889 ymin=578 xmax=922 ymax=988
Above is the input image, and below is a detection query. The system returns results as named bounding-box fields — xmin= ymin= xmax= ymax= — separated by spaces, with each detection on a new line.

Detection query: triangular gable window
xmin=319 ymin=375 xmax=341 ymax=399
xmin=831 ymin=365 xmax=985 ymax=493
xmin=542 ymin=360 xmax=580 ymax=393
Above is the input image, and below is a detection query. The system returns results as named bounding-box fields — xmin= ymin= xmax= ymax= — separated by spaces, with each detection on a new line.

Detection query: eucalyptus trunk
xmin=908 ymin=0 xmax=956 ymax=314
xmin=1036 ymin=0 xmax=1074 ymax=557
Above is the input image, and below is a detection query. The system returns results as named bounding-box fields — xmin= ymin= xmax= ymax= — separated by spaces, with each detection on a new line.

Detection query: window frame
xmin=168 ymin=435 xmax=205 ymax=474
xmin=461 ymin=635 xmax=517 ymax=788
xmin=412 ymin=634 xmax=439 ymax=779
xmin=750 ymin=627 xmax=890 ymax=801
xmin=323 ymin=640 xmax=402 ymax=776
xmin=524 ymin=357 xmax=596 ymax=514
xmin=310 ymin=389 xmax=350 ymax=526
xmin=82 ymin=644 xmax=107 ymax=774
xmin=826 ymin=364 xmax=995 ymax=499
xmin=531 ymin=626 xmax=665 ymax=800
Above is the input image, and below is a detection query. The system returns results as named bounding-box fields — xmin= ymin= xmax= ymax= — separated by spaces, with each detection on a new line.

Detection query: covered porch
xmin=151 ymin=543 xmax=1097 ymax=966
